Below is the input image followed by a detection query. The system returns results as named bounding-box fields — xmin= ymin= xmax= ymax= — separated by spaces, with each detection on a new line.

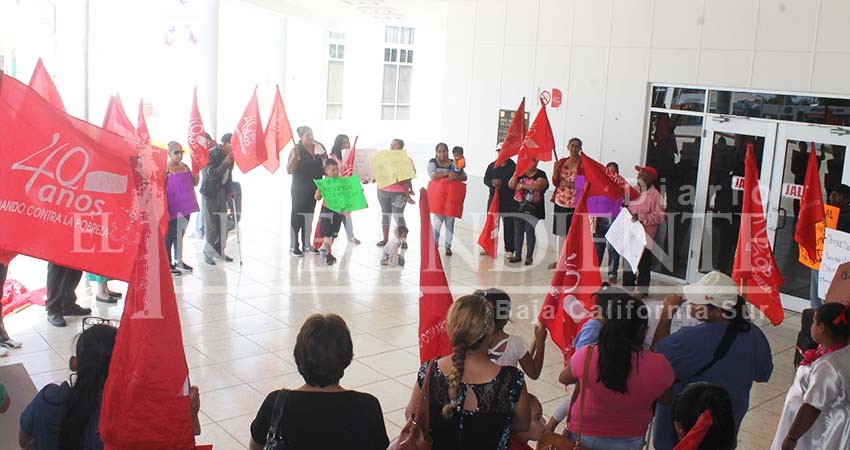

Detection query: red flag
xmin=340 ymin=136 xmax=359 ymax=177
xmin=419 ymin=187 xmax=453 ymax=363
xmin=673 ymin=411 xmax=714 ymax=450
xmin=538 ymin=185 xmax=601 ymax=363
xmin=263 ymin=85 xmax=294 ymax=173
xmin=514 ymin=98 xmax=555 ymax=178
xmin=312 ymin=216 xmax=323 ymax=250
xmin=28 ymin=58 xmax=66 ymax=112
xmin=232 ymin=87 xmax=267 ymax=173
xmin=732 ymin=144 xmax=785 ymax=326
xmin=477 ymin=190 xmax=500 ymax=258
xmin=187 ymin=87 xmax=209 ymax=176
xmin=496 ymin=98 xmax=525 ymax=167
xmin=100 ymin=170 xmax=195 ymax=449
xmin=0 ymin=74 xmax=150 ymax=281
xmin=0 ymin=249 xmax=15 ymax=266
xmin=103 ymin=95 xmax=137 ymax=139
xmin=137 ymin=99 xmax=151 ymax=143
xmin=794 ymin=143 xmax=825 ymax=262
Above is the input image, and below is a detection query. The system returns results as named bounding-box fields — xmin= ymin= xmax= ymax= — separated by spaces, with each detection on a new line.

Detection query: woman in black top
xmin=405 ymin=295 xmax=530 ymax=450
xmin=508 ymin=161 xmax=549 ymax=265
xmin=250 ymin=314 xmax=388 ymax=450
xmin=287 ymin=126 xmax=326 ymax=256
xmin=483 ymin=144 xmax=518 ymax=257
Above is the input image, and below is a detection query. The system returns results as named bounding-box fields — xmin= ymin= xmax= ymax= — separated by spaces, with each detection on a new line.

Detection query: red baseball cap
xmin=635 ymin=165 xmax=658 ymax=181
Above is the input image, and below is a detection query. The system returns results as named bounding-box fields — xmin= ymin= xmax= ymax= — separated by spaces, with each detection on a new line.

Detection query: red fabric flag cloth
xmin=514 ymin=99 xmax=555 ymax=178
xmin=103 ymin=95 xmax=137 ymax=139
xmin=418 ymin=187 xmax=454 ymax=363
xmin=100 ymin=171 xmax=196 ymax=450
xmin=0 ymin=74 xmax=147 ymax=281
xmin=0 ymin=249 xmax=15 ymax=266
xmin=312 ymin=215 xmax=323 ymax=250
xmin=426 ymin=178 xmax=467 ymax=218
xmin=187 ymin=87 xmax=209 ymax=176
xmin=673 ymin=410 xmax=713 ymax=450
xmin=28 ymin=58 xmax=66 ymax=112
xmin=580 ymin=153 xmax=640 ymax=204
xmin=477 ymin=190 xmax=500 ymax=258
xmin=136 ymin=99 xmax=151 ymax=143
xmin=340 ymin=136 xmax=359 ymax=177
xmin=496 ymin=98 xmax=525 ymax=167
xmin=732 ymin=144 xmax=785 ymax=326
xmin=794 ymin=143 xmax=825 ymax=262
xmin=232 ymin=87 xmax=267 ymax=173
xmin=538 ymin=185 xmax=601 ymax=363
xmin=263 ymin=85 xmax=294 ymax=174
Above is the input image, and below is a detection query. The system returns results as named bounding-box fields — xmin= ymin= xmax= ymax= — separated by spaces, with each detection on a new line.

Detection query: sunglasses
xmin=171 ymin=151 xmax=184 ymax=155
xmin=82 ymin=316 xmax=120 ymax=330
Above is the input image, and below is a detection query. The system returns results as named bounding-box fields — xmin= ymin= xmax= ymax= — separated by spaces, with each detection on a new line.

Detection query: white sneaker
xmin=0 ymin=347 xmax=8 ymax=357
xmin=504 ymin=251 xmax=514 ymax=259
xmin=1 ymin=338 xmax=22 ymax=349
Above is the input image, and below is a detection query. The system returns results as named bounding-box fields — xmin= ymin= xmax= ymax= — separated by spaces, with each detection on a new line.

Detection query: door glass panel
xmin=646 ymin=112 xmax=703 ymax=279
xmin=773 ymin=141 xmax=846 ymax=300
xmin=698 ymin=132 xmax=767 ymax=275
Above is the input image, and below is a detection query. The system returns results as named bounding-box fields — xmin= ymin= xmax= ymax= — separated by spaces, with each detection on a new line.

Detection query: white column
xmin=201 ymin=0 xmax=220 ymax=138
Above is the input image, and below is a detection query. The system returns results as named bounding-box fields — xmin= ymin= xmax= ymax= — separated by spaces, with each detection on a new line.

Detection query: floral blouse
xmin=551 ymin=157 xmax=583 ymax=208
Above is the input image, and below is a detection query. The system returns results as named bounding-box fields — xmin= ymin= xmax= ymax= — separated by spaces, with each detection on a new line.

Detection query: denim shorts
xmin=566 ymin=432 xmax=645 ymax=450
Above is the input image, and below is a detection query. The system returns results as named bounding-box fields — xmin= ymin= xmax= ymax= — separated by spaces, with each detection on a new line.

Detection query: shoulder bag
xmin=388 ymin=360 xmax=436 ymax=450
xmin=264 ymin=389 xmax=291 ymax=450
xmin=535 ymin=345 xmax=594 ymax=450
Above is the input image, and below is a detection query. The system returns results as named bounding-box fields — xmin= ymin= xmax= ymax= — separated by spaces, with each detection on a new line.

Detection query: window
xmin=381 ymin=26 xmax=414 ymax=120
xmin=326 ymin=32 xmax=345 ymax=120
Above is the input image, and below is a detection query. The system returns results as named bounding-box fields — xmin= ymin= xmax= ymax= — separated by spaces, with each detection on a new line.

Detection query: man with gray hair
xmin=200 ymin=133 xmax=235 ymax=265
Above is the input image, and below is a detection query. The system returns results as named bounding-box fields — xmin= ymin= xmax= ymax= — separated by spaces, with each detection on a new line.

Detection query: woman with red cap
xmin=624 ymin=165 xmax=665 ymax=297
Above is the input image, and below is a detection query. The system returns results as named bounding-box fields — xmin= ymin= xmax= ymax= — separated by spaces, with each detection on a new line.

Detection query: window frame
xmin=381 ymin=26 xmax=415 ymax=121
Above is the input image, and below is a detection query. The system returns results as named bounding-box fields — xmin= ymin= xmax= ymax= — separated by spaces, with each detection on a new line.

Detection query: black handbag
xmin=264 ymin=390 xmax=290 ymax=450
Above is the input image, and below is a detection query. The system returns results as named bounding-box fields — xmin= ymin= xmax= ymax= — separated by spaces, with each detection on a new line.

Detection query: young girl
xmin=381 ymin=226 xmax=408 ymax=267
xmin=314 ymin=159 xmax=344 ymax=266
xmin=772 ymin=302 xmax=850 ymax=450
xmin=329 ymin=134 xmax=360 ymax=244
xmin=477 ymin=288 xmax=547 ymax=380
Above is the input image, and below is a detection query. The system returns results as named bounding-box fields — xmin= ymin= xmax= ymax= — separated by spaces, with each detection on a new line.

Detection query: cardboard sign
xmin=314 ymin=175 xmax=369 ymax=213
xmin=0 ymin=364 xmax=38 ymax=449
xmin=427 ymin=178 xmax=467 ymax=218
xmin=352 ymin=147 xmax=376 ymax=182
xmin=818 ymin=228 xmax=850 ymax=299
xmin=369 ymin=150 xmax=416 ymax=189
xmin=799 ymin=205 xmax=840 ymax=269
xmin=825 ymin=262 xmax=850 ymax=303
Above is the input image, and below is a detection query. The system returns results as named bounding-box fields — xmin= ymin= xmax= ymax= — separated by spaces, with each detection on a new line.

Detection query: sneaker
xmin=290 ymin=248 xmax=304 ymax=257
xmin=508 ymin=256 xmax=522 ymax=264
xmin=607 ymin=276 xmax=618 ymax=285
xmin=204 ymin=255 xmax=216 ymax=265
xmin=349 ymin=238 xmax=361 ymax=245
xmin=107 ymin=291 xmax=123 ymax=299
xmin=327 ymin=254 xmax=337 ymax=265
xmin=376 ymin=240 xmax=387 ymax=247
xmin=305 ymin=247 xmax=320 ymax=255
xmin=445 ymin=248 xmax=453 ymax=256
xmin=224 ymin=255 xmax=234 ymax=262
xmin=170 ymin=264 xmax=182 ymax=275
xmin=178 ymin=262 xmax=194 ymax=272
xmin=0 ymin=338 xmax=22 ymax=349
xmin=525 ymin=258 xmax=534 ymax=266
xmin=63 ymin=304 xmax=92 ymax=316
xmin=547 ymin=262 xmax=557 ymax=270
xmin=0 ymin=347 xmax=7 ymax=357
xmin=96 ymin=295 xmax=118 ymax=304
xmin=47 ymin=312 xmax=67 ymax=327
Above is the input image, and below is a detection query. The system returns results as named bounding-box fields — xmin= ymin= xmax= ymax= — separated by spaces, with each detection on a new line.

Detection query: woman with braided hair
xmin=404 ymin=294 xmax=530 ymax=450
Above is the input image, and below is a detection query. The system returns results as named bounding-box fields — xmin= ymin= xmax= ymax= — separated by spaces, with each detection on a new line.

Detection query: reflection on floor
xmin=2 ymin=188 xmax=798 ymax=450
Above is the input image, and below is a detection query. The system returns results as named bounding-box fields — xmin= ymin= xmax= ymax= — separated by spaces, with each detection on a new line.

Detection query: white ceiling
xmin=239 ymin=0 xmax=450 ymax=25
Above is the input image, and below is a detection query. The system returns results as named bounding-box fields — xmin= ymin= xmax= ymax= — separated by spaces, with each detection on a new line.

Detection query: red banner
xmin=496 ymin=98 xmax=525 ymax=167
xmin=232 ymin=87 xmax=267 ymax=173
xmin=419 ymin=187 xmax=453 ymax=363
xmin=794 ymin=143 xmax=825 ymax=262
xmin=478 ymin=190 xmax=500 ymax=258
xmin=187 ymin=87 xmax=209 ymax=177
xmin=732 ymin=144 xmax=785 ymax=326
xmin=426 ymin=178 xmax=466 ymax=219
xmin=262 ymin=85 xmax=293 ymax=174
xmin=514 ymin=98 xmax=555 ymax=178
xmin=0 ymin=74 xmax=152 ymax=281
xmin=538 ymin=185 xmax=601 ymax=363
xmin=100 ymin=197 xmax=195 ymax=449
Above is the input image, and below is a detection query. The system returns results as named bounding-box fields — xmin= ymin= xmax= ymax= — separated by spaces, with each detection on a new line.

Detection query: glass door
xmin=766 ymin=123 xmax=850 ymax=312
xmin=687 ymin=117 xmax=777 ymax=282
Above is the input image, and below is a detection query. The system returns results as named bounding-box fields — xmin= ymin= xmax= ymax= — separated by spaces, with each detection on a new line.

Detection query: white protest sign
xmin=353 ymin=148 xmax=376 ymax=183
xmin=605 ymin=208 xmax=647 ymax=271
xmin=818 ymin=228 xmax=850 ymax=300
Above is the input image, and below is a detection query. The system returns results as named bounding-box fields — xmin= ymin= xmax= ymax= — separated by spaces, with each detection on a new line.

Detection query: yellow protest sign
xmin=799 ymin=204 xmax=840 ymax=270
xmin=369 ymin=150 xmax=416 ymax=189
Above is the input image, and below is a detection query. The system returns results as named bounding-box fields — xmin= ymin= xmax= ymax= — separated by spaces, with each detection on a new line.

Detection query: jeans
xmin=165 ymin=215 xmax=191 ymax=264
xmin=514 ymin=216 xmax=538 ymax=260
xmin=594 ymin=217 xmax=620 ymax=279
xmin=501 ymin=214 xmax=516 ymax=252
xmin=623 ymin=248 xmax=652 ymax=294
xmin=566 ymin=432 xmax=645 ymax=450
xmin=204 ymin=191 xmax=228 ymax=258
xmin=45 ymin=263 xmax=83 ymax=314
xmin=377 ymin=190 xmax=407 ymax=229
xmin=432 ymin=214 xmax=455 ymax=249
xmin=195 ymin=196 xmax=206 ymax=238
xmin=810 ymin=269 xmax=823 ymax=309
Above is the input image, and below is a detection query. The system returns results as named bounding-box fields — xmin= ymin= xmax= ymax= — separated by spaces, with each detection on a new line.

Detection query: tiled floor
xmin=1 ymin=181 xmax=797 ymax=449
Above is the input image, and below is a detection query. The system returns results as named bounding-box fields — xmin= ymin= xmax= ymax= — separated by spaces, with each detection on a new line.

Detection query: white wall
xmin=441 ymin=0 xmax=850 ymax=177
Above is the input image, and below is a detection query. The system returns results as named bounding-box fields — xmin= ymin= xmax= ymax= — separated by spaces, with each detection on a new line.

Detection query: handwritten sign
xmin=369 ymin=150 xmax=416 ymax=189
xmin=427 ymin=178 xmax=467 ymax=218
xmin=799 ymin=205 xmax=840 ymax=269
xmin=825 ymin=262 xmax=850 ymax=303
xmin=352 ymin=147 xmax=376 ymax=182
xmin=314 ymin=175 xmax=368 ymax=213
xmin=818 ymin=228 xmax=850 ymax=299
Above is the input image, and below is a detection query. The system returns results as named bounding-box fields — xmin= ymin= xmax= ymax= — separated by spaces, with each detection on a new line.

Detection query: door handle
xmin=777 ymin=207 xmax=788 ymax=230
